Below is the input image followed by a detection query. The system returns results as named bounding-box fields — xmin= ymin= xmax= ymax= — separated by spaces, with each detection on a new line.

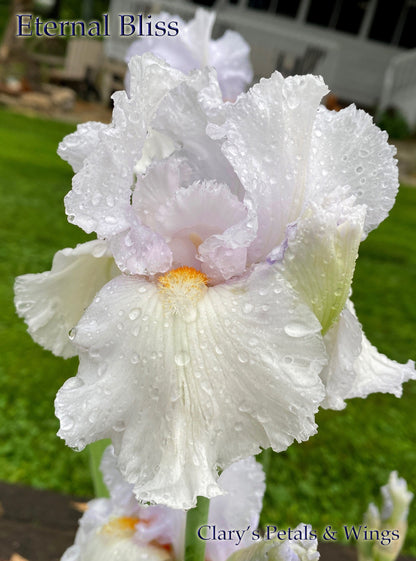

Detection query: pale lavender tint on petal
xmin=110 ymin=207 xmax=172 ymax=276
xmin=209 ymin=30 xmax=253 ymax=101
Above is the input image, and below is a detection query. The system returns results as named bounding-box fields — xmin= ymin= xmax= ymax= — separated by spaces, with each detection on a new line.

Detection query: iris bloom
xmin=358 ymin=472 xmax=413 ymax=561
xmin=62 ymin=446 xmax=265 ymax=561
xmin=125 ymin=8 xmax=253 ymax=101
xmin=227 ymin=525 xmax=319 ymax=561
xmin=15 ymin=54 xmax=415 ymax=509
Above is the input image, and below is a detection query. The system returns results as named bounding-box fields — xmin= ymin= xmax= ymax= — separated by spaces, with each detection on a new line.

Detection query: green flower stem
xmin=185 ymin=496 xmax=210 ymax=561
xmin=88 ymin=439 xmax=111 ymax=497
xmin=259 ymin=447 xmax=272 ymax=482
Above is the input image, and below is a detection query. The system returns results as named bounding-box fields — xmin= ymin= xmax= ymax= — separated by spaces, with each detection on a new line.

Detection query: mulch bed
xmin=0 ymin=481 xmax=414 ymax=561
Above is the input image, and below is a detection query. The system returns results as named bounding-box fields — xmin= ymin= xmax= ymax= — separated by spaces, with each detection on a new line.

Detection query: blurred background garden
xmin=0 ymin=0 xmax=416 ymax=558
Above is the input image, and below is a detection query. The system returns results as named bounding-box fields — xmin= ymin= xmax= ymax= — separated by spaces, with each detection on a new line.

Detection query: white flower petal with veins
xmin=64 ymin=55 xmax=186 ymax=238
xmin=322 ymin=300 xmax=415 ymax=410
xmin=126 ymin=8 xmax=253 ymax=101
xmin=14 ymin=240 xmax=116 ymax=358
xmin=309 ymin=105 xmax=399 ymax=236
xmin=58 ymin=121 xmax=108 ymax=173
xmin=277 ymin=196 xmax=366 ymax=335
xmin=208 ymin=73 xmax=330 ymax=262
xmin=55 ymin=264 xmax=325 ymax=509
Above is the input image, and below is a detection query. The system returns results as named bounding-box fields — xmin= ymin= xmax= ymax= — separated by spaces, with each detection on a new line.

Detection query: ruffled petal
xmin=148 ymin=179 xmax=254 ymax=280
xmin=209 ymin=30 xmax=253 ymax=101
xmin=309 ymin=105 xmax=399 ymax=236
xmin=64 ymin=54 xmax=186 ymax=237
xmin=207 ymin=457 xmax=265 ymax=561
xmin=133 ymin=157 xmax=194 ymax=229
xmin=58 ymin=121 xmax=108 ymax=173
xmin=277 ymin=196 xmax=366 ymax=334
xmin=347 ymin=327 xmax=416 ymax=402
xmin=55 ymin=265 xmax=325 ymax=509
xmin=153 ymin=67 xmax=243 ymax=199
xmin=320 ymin=302 xmax=362 ymax=410
xmin=208 ymin=72 xmax=329 ymax=261
xmin=226 ymin=524 xmax=320 ymax=561
xmin=125 ymin=13 xmax=195 ymax=76
xmin=109 ymin=207 xmax=172 ymax=276
xmin=181 ymin=8 xmax=216 ymax=67
xmin=14 ymin=240 xmax=116 ymax=358
xmin=322 ymin=300 xmax=416 ymax=409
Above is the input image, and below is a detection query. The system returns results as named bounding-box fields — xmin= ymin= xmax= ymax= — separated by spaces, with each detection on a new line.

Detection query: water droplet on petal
xmin=175 ymin=351 xmax=190 ymax=366
xmin=68 ymin=327 xmax=77 ymax=340
xmin=129 ymin=308 xmax=141 ymax=320
xmin=16 ymin=301 xmax=33 ymax=313
xmin=242 ymin=303 xmax=254 ymax=314
xmin=284 ymin=322 xmax=311 ymax=337
xmin=113 ymin=420 xmax=126 ymax=432
xmin=238 ymin=352 xmax=249 ymax=364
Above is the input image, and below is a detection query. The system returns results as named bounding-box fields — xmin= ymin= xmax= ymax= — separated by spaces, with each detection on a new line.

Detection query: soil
xmin=0 ymin=481 xmax=415 ymax=561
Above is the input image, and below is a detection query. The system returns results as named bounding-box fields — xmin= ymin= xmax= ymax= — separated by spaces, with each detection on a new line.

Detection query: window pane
xmin=192 ymin=0 xmax=216 ymax=6
xmin=248 ymin=0 xmax=271 ymax=10
xmin=306 ymin=0 xmax=334 ymax=27
xmin=398 ymin=5 xmax=416 ymax=48
xmin=369 ymin=0 xmax=405 ymax=44
xmin=335 ymin=0 xmax=366 ymax=35
xmin=275 ymin=0 xmax=301 ymax=18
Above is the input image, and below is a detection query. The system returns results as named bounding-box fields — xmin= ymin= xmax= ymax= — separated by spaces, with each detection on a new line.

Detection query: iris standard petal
xmin=63 ymin=55 xmax=185 ymax=238
xmin=309 ymin=105 xmax=399 ymax=237
xmin=208 ymin=73 xmax=329 ymax=262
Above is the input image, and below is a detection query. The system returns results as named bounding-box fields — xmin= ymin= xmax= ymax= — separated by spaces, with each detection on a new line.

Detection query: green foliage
xmin=0 ymin=108 xmax=94 ymax=497
xmin=0 ymin=108 xmax=415 ymax=554
xmin=377 ymin=108 xmax=412 ymax=140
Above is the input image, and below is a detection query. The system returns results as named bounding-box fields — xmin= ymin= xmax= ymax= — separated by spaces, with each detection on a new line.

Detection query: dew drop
xmin=175 ymin=351 xmax=190 ymax=366
xmin=238 ymin=352 xmax=249 ymax=364
xmin=64 ymin=377 xmax=84 ymax=390
xmin=129 ymin=308 xmax=141 ymax=320
xmin=68 ymin=327 xmax=77 ymax=341
xmin=91 ymin=193 xmax=102 ymax=206
xmin=113 ymin=420 xmax=126 ymax=432
xmin=284 ymin=322 xmax=311 ymax=337
xmin=16 ymin=301 xmax=33 ymax=313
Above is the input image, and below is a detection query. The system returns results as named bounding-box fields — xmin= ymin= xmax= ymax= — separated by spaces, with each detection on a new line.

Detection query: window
xmin=275 ymin=0 xmax=301 ymax=18
xmin=369 ymin=0 xmax=405 ymax=43
xmin=335 ymin=0 xmax=366 ymax=34
xmin=306 ymin=0 xmax=334 ymax=27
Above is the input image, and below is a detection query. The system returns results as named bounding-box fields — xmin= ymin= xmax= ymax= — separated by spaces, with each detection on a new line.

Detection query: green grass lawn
xmin=0 ymin=108 xmax=415 ymax=553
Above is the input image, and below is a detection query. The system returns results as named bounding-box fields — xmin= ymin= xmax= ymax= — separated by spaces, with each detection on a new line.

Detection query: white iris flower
xmin=227 ymin=524 xmax=319 ymax=561
xmin=62 ymin=446 xmax=265 ymax=561
xmin=15 ymin=54 xmax=415 ymax=509
xmin=125 ymin=8 xmax=253 ymax=101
